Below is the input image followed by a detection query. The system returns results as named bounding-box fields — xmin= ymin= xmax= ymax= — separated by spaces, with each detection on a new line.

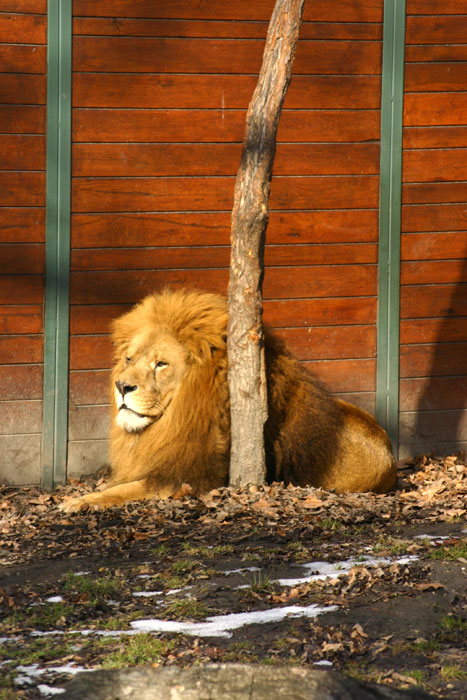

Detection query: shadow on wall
xmin=413 ymin=253 xmax=467 ymax=457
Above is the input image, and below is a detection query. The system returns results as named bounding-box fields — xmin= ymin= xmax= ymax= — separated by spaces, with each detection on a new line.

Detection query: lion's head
xmin=110 ymin=288 xmax=229 ymax=446
xmin=113 ymin=328 xmax=190 ymax=433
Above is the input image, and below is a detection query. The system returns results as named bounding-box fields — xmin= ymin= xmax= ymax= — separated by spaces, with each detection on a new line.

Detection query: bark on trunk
xmin=227 ymin=0 xmax=305 ymax=488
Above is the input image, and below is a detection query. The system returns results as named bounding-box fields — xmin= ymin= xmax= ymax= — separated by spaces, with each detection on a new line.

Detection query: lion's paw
xmin=59 ymin=496 xmax=91 ymax=513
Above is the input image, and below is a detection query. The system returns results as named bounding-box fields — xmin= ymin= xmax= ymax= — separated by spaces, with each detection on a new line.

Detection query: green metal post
xmin=42 ymin=0 xmax=72 ymax=489
xmin=376 ymin=0 xmax=406 ymax=455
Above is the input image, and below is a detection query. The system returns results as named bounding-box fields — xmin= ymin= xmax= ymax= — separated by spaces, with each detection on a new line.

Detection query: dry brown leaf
xmin=321 ymin=641 xmax=344 ymax=653
xmin=302 ymin=495 xmax=324 ymax=509
xmin=251 ymin=497 xmax=278 ymax=518
xmin=415 ymin=582 xmax=446 ymax=591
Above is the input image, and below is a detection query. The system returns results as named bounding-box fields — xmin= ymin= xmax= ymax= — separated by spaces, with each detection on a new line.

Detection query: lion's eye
xmin=125 ymin=356 xmax=131 ymax=365
xmin=155 ymin=361 xmax=168 ymax=370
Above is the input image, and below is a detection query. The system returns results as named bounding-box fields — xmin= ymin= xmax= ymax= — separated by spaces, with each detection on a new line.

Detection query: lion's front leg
xmin=60 ymin=479 xmax=175 ymax=513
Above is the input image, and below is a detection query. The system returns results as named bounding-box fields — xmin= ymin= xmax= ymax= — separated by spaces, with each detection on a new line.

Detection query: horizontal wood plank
xmin=402 ymin=203 xmax=467 ymax=233
xmin=73 ymin=74 xmax=382 ymax=110
xmin=70 ymin=265 xmax=376 ymax=304
xmin=404 ymin=127 xmax=467 ymax=149
xmin=400 ymin=343 xmax=467 ymax=378
xmin=399 ymin=441 xmax=467 ymax=459
xmin=406 ymin=15 xmax=467 ymax=44
xmin=0 ymin=305 xmax=43 ymax=334
xmin=399 ymin=409 xmax=467 ymax=445
xmin=401 ymin=232 xmax=467 ymax=261
xmin=0 ymin=44 xmax=46 ymax=74
xmin=70 ymin=336 xmax=112 ymax=370
xmin=69 ymin=297 xmax=377 ymax=335
xmin=400 ymin=376 xmax=467 ymax=411
xmin=72 ymin=176 xmax=379 ymax=212
xmin=67 ymin=439 xmax=110 ymax=478
xmin=69 ymin=369 xmax=111 ymax=405
xmin=401 ymin=260 xmax=467 ymax=285
xmin=0 ymin=172 xmax=45 ymax=207
xmin=0 ymin=208 xmax=45 ymax=244
xmin=0 ymin=364 xmax=43 ymax=401
xmin=403 ymin=149 xmax=467 ymax=183
xmin=400 ymin=319 xmax=467 ymax=344
xmin=0 ymin=244 xmax=44 ymax=274
xmin=0 ymin=74 xmax=46 ymax=105
xmin=0 ymin=135 xmax=45 ymax=171
xmin=275 ymin=326 xmax=376 ymax=361
xmin=0 ymin=105 xmax=46 ymax=134
xmin=72 ymin=143 xmax=380 ymax=178
xmin=71 ymin=210 xmax=378 ymax=248
xmin=0 ymin=275 xmax=44 ymax=304
xmin=73 ymin=108 xmax=381 ymax=144
xmin=0 ymin=399 xmax=42 ymax=435
xmin=404 ymin=93 xmax=467 ymax=126
xmin=402 ymin=182 xmax=467 ymax=205
xmin=400 ymin=284 xmax=467 ymax=319
xmin=73 ymin=1 xmax=384 ymax=23
xmin=70 ymin=306 xmax=130 ymax=335
xmin=71 ymin=243 xmax=377 ymax=272
xmin=406 ymin=45 xmax=467 ymax=63
xmin=406 ymin=0 xmax=467 ymax=13
xmin=0 ymin=434 xmax=41 ymax=485
xmin=69 ymin=404 xmax=110 ymax=440
xmin=73 ymin=36 xmax=381 ymax=75
xmin=0 ymin=0 xmax=46 ymax=11
xmin=305 ymin=359 xmax=376 ymax=393
xmin=73 ymin=17 xmax=382 ymax=41
xmin=0 ymin=335 xmax=43 ymax=364
xmin=0 ymin=13 xmax=46 ymax=44
xmin=405 ymin=63 xmax=467 ymax=92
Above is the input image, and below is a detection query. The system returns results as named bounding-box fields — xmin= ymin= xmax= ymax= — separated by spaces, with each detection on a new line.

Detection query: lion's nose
xmin=116 ymin=380 xmax=137 ymax=396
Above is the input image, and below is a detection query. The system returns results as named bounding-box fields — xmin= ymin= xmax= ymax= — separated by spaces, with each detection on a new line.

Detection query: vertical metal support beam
xmin=376 ymin=0 xmax=406 ymax=455
xmin=42 ymin=0 xmax=72 ymax=489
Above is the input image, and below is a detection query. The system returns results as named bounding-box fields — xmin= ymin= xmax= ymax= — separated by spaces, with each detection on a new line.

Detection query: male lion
xmin=62 ymin=289 xmax=396 ymax=512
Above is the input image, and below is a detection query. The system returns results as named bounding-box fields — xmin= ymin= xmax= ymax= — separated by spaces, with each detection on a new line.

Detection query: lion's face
xmin=114 ymin=328 xmax=189 ymax=433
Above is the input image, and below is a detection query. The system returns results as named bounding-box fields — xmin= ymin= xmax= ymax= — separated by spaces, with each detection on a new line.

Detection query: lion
xmin=62 ymin=289 xmax=396 ymax=512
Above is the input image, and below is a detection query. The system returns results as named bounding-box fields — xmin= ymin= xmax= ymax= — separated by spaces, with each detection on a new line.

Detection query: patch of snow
xmin=166 ymin=587 xmax=189 ymax=596
xmin=223 ymin=566 xmax=261 ymax=575
xmin=130 ymin=604 xmax=338 ymax=639
xmin=0 ymin=637 xmax=18 ymax=645
xmin=132 ymin=591 xmax=163 ymax=598
xmin=38 ymin=684 xmax=65 ymax=696
xmin=15 ymin=664 xmax=45 ymax=685
xmin=274 ymin=555 xmax=418 ymax=587
xmin=30 ymin=631 xmax=64 ymax=638
xmin=45 ymin=596 xmax=64 ymax=603
xmin=313 ymin=660 xmax=333 ymax=667
xmin=15 ymin=662 xmax=92 ymax=687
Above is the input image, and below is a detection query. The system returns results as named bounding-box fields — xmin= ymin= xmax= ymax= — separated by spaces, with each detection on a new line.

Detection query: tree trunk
xmin=227 ymin=0 xmax=305 ymax=488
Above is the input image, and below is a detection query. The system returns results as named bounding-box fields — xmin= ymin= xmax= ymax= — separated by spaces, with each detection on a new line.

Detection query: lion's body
xmin=63 ymin=289 xmax=396 ymax=512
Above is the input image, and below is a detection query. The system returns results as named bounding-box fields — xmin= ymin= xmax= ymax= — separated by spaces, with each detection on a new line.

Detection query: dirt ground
xmin=0 ymin=454 xmax=466 ymax=699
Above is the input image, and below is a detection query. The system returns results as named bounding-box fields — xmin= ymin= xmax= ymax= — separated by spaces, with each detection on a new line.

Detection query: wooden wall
xmin=399 ymin=0 xmax=467 ymax=457
xmin=0 ymin=1 xmax=46 ymax=484
xmin=68 ymin=0 xmax=384 ymax=475
xmin=1 ymin=0 xmax=465 ymax=485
